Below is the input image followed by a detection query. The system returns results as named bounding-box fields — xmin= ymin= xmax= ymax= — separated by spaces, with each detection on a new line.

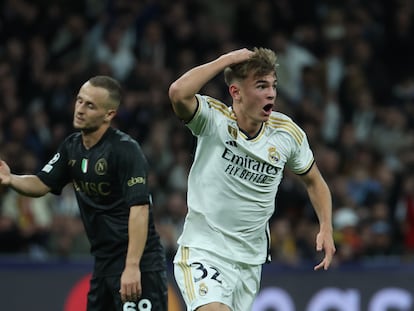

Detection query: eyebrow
xmin=255 ymin=79 xmax=277 ymax=85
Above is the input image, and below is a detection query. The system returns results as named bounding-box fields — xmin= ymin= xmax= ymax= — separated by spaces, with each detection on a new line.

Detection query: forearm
xmin=307 ymin=177 xmax=333 ymax=231
xmin=305 ymin=169 xmax=336 ymax=270
xmin=300 ymin=164 xmax=333 ymax=231
xmin=9 ymin=175 xmax=50 ymax=197
xmin=169 ymin=54 xmax=233 ymax=101
xmin=125 ymin=205 xmax=149 ymax=267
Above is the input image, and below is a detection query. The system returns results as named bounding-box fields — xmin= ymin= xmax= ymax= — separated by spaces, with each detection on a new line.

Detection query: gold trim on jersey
xmin=178 ymin=247 xmax=196 ymax=302
xmin=190 ymin=96 xmax=203 ymax=123
xmin=228 ymin=125 xmax=238 ymax=140
xmin=238 ymin=124 xmax=266 ymax=142
xmin=267 ymin=116 xmax=304 ymax=145
xmin=206 ymin=97 xmax=236 ymax=121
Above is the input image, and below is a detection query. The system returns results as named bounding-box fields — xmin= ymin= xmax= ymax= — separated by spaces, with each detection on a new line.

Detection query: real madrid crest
xmin=268 ymin=146 xmax=280 ymax=164
xmin=199 ymin=282 xmax=208 ymax=296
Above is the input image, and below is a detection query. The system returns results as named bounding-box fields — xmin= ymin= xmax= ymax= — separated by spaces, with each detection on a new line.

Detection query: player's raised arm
xmin=0 ymin=160 xmax=50 ymax=197
xmin=168 ymin=48 xmax=254 ymax=122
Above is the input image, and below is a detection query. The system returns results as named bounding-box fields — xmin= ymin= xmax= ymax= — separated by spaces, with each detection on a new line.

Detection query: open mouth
xmin=263 ymin=104 xmax=273 ymax=113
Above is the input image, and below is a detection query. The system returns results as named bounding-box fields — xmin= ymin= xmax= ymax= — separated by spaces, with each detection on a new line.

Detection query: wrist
xmin=125 ymin=258 xmax=140 ymax=267
xmin=4 ymin=174 xmax=13 ymax=187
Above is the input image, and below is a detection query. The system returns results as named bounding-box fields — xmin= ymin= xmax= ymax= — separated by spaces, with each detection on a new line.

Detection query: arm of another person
xmin=299 ymin=164 xmax=336 ymax=270
xmin=120 ymin=204 xmax=149 ymax=302
xmin=0 ymin=160 xmax=50 ymax=197
xmin=168 ymin=48 xmax=254 ymax=122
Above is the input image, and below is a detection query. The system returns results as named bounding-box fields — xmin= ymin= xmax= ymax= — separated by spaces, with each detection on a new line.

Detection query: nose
xmin=268 ymin=88 xmax=276 ymax=100
xmin=75 ymin=102 xmax=85 ymax=113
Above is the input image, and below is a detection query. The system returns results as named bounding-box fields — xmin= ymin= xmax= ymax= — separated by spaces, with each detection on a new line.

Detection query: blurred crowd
xmin=1 ymin=0 xmax=414 ymax=268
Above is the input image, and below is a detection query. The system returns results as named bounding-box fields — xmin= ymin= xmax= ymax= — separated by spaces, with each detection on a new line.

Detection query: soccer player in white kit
xmin=169 ymin=48 xmax=336 ymax=311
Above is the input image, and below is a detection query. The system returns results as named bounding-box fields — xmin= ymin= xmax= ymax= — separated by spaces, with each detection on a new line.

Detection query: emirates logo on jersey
xmin=268 ymin=147 xmax=280 ymax=164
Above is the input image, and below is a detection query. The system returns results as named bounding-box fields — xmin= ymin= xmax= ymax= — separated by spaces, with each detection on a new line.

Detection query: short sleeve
xmin=116 ymin=140 xmax=151 ymax=207
xmin=37 ymin=142 xmax=71 ymax=194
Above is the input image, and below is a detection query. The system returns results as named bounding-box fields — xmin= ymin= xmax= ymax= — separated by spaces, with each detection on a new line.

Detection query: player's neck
xmin=237 ymin=121 xmax=263 ymax=138
xmin=233 ymin=107 xmax=263 ymax=137
xmin=81 ymin=125 xmax=109 ymax=150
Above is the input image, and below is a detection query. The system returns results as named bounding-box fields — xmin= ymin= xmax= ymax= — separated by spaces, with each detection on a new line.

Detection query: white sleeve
xmin=186 ymin=94 xmax=218 ymax=137
xmin=286 ymin=131 xmax=315 ymax=175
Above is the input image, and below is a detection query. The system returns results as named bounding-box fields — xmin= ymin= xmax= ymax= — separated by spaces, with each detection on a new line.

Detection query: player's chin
xmin=260 ymin=114 xmax=271 ymax=122
xmin=73 ymin=121 xmax=86 ymax=130
xmin=73 ymin=122 xmax=82 ymax=129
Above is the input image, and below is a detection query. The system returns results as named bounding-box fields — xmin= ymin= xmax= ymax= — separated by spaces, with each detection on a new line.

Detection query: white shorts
xmin=173 ymin=245 xmax=262 ymax=311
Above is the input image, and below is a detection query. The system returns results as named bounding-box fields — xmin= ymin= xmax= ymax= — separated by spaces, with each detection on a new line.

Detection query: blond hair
xmin=224 ymin=47 xmax=278 ymax=86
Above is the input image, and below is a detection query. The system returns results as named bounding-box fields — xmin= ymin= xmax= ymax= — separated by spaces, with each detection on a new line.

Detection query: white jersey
xmin=177 ymin=94 xmax=314 ymax=265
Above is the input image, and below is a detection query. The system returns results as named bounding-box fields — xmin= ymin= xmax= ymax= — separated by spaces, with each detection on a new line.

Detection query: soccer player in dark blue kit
xmin=0 ymin=76 xmax=168 ymax=311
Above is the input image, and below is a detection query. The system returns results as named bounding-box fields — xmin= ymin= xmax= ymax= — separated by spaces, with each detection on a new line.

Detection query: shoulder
xmin=266 ymin=111 xmax=306 ymax=145
xmin=109 ymin=128 xmax=135 ymax=142
xmin=66 ymin=132 xmax=82 ymax=142
xmin=195 ymin=94 xmax=235 ymax=120
xmin=109 ymin=128 xmax=142 ymax=150
xmin=60 ymin=132 xmax=82 ymax=150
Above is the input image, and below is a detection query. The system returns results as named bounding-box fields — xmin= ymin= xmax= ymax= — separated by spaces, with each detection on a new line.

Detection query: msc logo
xmin=127 ymin=176 xmax=146 ymax=187
xmin=95 ymin=158 xmax=107 ymax=175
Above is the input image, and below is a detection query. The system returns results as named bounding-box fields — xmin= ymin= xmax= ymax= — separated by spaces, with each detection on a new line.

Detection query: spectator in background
xmin=333 ymin=207 xmax=363 ymax=264
xmin=48 ymin=184 xmax=89 ymax=258
xmin=268 ymin=31 xmax=318 ymax=104
xmin=0 ymin=151 xmax=53 ymax=258
xmin=94 ymin=23 xmax=136 ymax=81
xmin=395 ymin=174 xmax=414 ymax=259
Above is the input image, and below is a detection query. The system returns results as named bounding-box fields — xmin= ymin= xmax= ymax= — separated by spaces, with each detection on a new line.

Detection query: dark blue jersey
xmin=37 ymin=127 xmax=165 ymax=276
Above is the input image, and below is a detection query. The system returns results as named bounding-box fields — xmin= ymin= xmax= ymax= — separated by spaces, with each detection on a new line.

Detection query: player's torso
xmin=66 ymin=134 xmax=123 ymax=206
xmin=191 ymin=115 xmax=293 ymax=204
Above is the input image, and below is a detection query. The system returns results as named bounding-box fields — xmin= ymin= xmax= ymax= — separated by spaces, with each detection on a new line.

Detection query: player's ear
xmin=105 ymin=109 xmax=117 ymax=122
xmin=229 ymin=84 xmax=241 ymax=100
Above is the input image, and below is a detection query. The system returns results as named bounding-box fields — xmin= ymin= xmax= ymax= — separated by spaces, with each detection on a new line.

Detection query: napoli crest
xmin=95 ymin=158 xmax=108 ymax=175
